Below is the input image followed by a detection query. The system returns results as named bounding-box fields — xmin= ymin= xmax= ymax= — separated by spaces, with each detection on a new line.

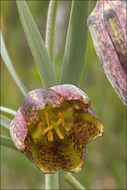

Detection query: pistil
xmin=38 ymin=112 xmax=71 ymax=141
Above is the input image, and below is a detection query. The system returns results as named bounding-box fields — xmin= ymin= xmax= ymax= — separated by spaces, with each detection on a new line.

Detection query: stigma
xmin=38 ymin=112 xmax=71 ymax=141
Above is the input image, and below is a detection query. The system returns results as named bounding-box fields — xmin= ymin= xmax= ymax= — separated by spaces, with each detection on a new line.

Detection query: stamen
xmin=44 ymin=118 xmax=62 ymax=133
xmin=45 ymin=112 xmax=50 ymax=126
xmin=38 ymin=122 xmax=45 ymax=134
xmin=38 ymin=111 xmax=70 ymax=141
xmin=54 ymin=126 xmax=64 ymax=139
xmin=64 ymin=123 xmax=71 ymax=131
xmin=47 ymin=131 xmax=53 ymax=141
xmin=58 ymin=112 xmax=65 ymax=126
xmin=55 ymin=118 xmax=62 ymax=126
xmin=58 ymin=112 xmax=70 ymax=131
xmin=44 ymin=123 xmax=55 ymax=133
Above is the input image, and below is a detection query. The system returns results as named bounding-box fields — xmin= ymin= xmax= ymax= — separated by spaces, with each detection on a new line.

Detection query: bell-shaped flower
xmin=10 ymin=84 xmax=104 ymax=173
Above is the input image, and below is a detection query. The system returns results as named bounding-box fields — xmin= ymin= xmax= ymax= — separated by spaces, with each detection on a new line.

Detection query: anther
xmin=64 ymin=123 xmax=71 ymax=131
xmin=38 ymin=122 xmax=45 ymax=134
xmin=45 ymin=112 xmax=50 ymax=127
xmin=47 ymin=131 xmax=53 ymax=141
xmin=44 ymin=118 xmax=62 ymax=133
xmin=38 ymin=112 xmax=70 ymax=141
xmin=58 ymin=112 xmax=71 ymax=132
xmin=58 ymin=112 xmax=65 ymax=126
xmin=54 ymin=126 xmax=64 ymax=139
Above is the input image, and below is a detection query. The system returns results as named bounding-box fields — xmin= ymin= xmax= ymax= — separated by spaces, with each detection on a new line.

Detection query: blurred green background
xmin=1 ymin=1 xmax=126 ymax=189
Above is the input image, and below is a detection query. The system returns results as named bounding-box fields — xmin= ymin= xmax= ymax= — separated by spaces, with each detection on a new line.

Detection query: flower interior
xmin=25 ymin=100 xmax=103 ymax=173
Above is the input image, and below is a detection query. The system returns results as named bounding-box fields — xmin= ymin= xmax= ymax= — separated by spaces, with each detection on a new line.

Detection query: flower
xmin=10 ymin=84 xmax=104 ymax=173
xmin=87 ymin=0 xmax=127 ymax=105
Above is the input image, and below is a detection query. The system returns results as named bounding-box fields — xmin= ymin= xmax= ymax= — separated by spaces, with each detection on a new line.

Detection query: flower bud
xmin=87 ymin=0 xmax=127 ymax=105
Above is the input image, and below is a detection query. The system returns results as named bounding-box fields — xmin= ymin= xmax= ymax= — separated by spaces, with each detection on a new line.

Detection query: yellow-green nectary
xmin=10 ymin=84 xmax=104 ymax=174
xmin=87 ymin=0 xmax=127 ymax=105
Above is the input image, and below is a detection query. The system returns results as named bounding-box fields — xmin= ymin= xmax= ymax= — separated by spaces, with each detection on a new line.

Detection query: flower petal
xmin=10 ymin=108 xmax=27 ymax=151
xmin=21 ymin=88 xmax=63 ymax=125
xmin=87 ymin=0 xmax=127 ymax=105
xmin=50 ymin=84 xmax=91 ymax=109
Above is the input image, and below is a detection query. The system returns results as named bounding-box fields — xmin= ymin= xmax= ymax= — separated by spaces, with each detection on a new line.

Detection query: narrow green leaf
xmin=0 ymin=115 xmax=11 ymax=130
xmin=88 ymin=0 xmax=97 ymax=14
xmin=79 ymin=1 xmax=97 ymax=87
xmin=0 ymin=29 xmax=27 ymax=96
xmin=45 ymin=0 xmax=58 ymax=63
xmin=64 ymin=173 xmax=86 ymax=190
xmin=60 ymin=1 xmax=89 ymax=86
xmin=0 ymin=135 xmax=17 ymax=150
xmin=0 ymin=106 xmax=16 ymax=116
xmin=17 ymin=0 xmax=57 ymax=88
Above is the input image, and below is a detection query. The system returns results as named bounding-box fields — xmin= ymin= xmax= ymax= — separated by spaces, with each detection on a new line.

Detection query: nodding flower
xmin=10 ymin=84 xmax=104 ymax=174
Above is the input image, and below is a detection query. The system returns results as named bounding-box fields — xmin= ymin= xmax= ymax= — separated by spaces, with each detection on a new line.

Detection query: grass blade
xmin=64 ymin=173 xmax=86 ymax=190
xmin=0 ymin=135 xmax=17 ymax=150
xmin=17 ymin=0 xmax=57 ymax=88
xmin=0 ymin=29 xmax=27 ymax=96
xmin=0 ymin=106 xmax=16 ymax=116
xmin=60 ymin=1 xmax=89 ymax=86
xmin=79 ymin=0 xmax=98 ymax=87
xmin=45 ymin=0 xmax=58 ymax=63
xmin=0 ymin=114 xmax=11 ymax=130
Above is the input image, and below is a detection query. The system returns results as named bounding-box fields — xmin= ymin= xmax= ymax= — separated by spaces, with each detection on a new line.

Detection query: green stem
xmin=64 ymin=173 xmax=86 ymax=190
xmin=45 ymin=0 xmax=58 ymax=62
xmin=45 ymin=173 xmax=59 ymax=190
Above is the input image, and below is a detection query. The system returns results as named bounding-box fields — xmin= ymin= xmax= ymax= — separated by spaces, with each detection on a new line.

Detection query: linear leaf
xmin=0 ymin=114 xmax=11 ymax=130
xmin=79 ymin=0 xmax=97 ymax=87
xmin=64 ymin=173 xmax=86 ymax=190
xmin=0 ymin=29 xmax=27 ymax=96
xmin=1 ymin=135 xmax=17 ymax=150
xmin=0 ymin=106 xmax=16 ymax=116
xmin=60 ymin=1 xmax=89 ymax=86
xmin=45 ymin=0 xmax=58 ymax=63
xmin=17 ymin=0 xmax=57 ymax=88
